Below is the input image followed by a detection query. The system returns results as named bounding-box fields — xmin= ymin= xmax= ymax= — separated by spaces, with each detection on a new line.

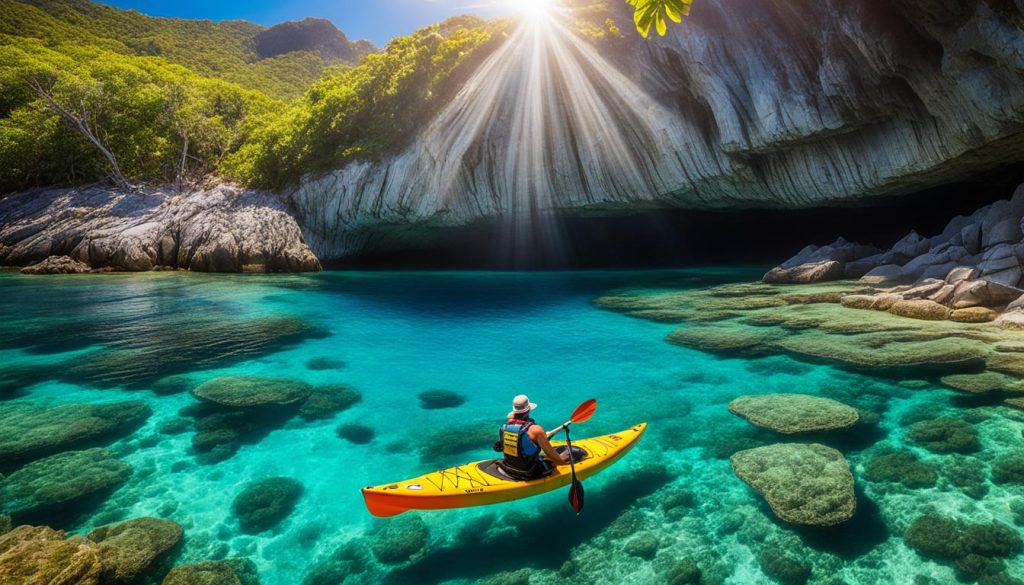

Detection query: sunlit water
xmin=1 ymin=269 xmax=1021 ymax=584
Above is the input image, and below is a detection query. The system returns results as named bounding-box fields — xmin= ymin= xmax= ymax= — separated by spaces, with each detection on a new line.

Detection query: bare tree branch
xmin=28 ymin=76 xmax=131 ymax=191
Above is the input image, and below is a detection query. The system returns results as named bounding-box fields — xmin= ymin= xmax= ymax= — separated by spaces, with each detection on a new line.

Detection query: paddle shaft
xmin=546 ymin=421 xmax=573 ymax=439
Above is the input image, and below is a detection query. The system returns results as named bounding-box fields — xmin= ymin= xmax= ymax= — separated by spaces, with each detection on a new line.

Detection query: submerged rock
xmin=20 ymin=256 xmax=92 ymax=274
xmin=0 ymin=401 xmax=151 ymax=467
xmin=906 ymin=418 xmax=980 ymax=454
xmin=864 ymin=450 xmax=937 ymax=489
xmin=191 ymin=376 xmax=312 ymax=408
xmin=728 ymin=394 xmax=859 ymax=434
xmin=370 ymin=515 xmax=428 ymax=564
xmin=336 ymin=423 xmax=375 ymax=445
xmin=417 ymin=389 xmax=466 ymax=410
xmin=305 ymin=357 xmax=346 ymax=371
xmin=86 ymin=518 xmax=183 ymax=584
xmin=0 ymin=525 xmax=104 ymax=585
xmin=231 ymin=477 xmax=303 ymax=534
xmin=162 ymin=558 xmax=260 ymax=585
xmin=730 ymin=443 xmax=855 ymax=526
xmin=0 ymin=448 xmax=132 ymax=524
xmin=299 ymin=384 xmax=361 ymax=421
xmin=758 ymin=543 xmax=812 ymax=585
xmin=904 ymin=514 xmax=1022 ymax=581
xmin=667 ymin=325 xmax=779 ymax=355
xmin=941 ymin=373 xmax=1024 ymax=395
xmin=991 ymin=451 xmax=1024 ymax=486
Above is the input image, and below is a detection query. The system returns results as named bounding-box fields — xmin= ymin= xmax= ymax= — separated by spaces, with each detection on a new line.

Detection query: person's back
xmin=497 ymin=394 xmax=568 ymax=480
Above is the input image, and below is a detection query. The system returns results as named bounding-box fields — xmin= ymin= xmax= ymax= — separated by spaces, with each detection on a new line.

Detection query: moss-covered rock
xmin=0 ymin=525 xmax=103 ymax=585
xmin=231 ymin=477 xmax=303 ymax=534
xmin=941 ymin=373 xmax=1024 ymax=395
xmin=623 ymin=531 xmax=659 ymax=559
xmin=86 ymin=517 xmax=183 ymax=584
xmin=370 ymin=515 xmax=428 ymax=564
xmin=301 ymin=542 xmax=368 ymax=585
xmin=299 ymin=385 xmax=361 ymax=421
xmin=667 ymin=325 xmax=780 ymax=355
xmin=942 ymin=455 xmax=988 ymax=500
xmin=664 ymin=559 xmax=702 ymax=585
xmin=864 ymin=450 xmax=937 ymax=489
xmin=731 ymin=443 xmax=855 ymax=526
xmin=0 ymin=401 xmax=151 ymax=467
xmin=335 ymin=423 xmax=375 ymax=445
xmin=728 ymin=394 xmax=859 ymax=434
xmin=0 ymin=448 xmax=132 ymax=524
xmin=162 ymin=558 xmax=260 ymax=585
xmin=906 ymin=417 xmax=980 ymax=454
xmin=191 ymin=376 xmax=311 ymax=408
xmin=417 ymin=389 xmax=466 ymax=410
xmin=184 ymin=403 xmax=299 ymax=464
xmin=151 ymin=375 xmax=197 ymax=396
xmin=482 ymin=569 xmax=531 ymax=585
xmin=418 ymin=422 xmax=495 ymax=465
xmin=991 ymin=450 xmax=1024 ymax=485
xmin=889 ymin=300 xmax=951 ymax=321
xmin=0 ymin=515 xmax=10 ymax=535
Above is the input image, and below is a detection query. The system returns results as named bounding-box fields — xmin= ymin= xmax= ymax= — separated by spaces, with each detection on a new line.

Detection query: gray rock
xmin=946 ymin=266 xmax=977 ymax=285
xmin=962 ymin=223 xmax=983 ymax=255
xmin=763 ymin=260 xmax=845 ymax=284
xmin=861 ymin=264 xmax=908 ymax=285
xmin=20 ymin=256 xmax=92 ymax=274
xmin=983 ymin=217 xmax=1023 ymax=248
xmin=0 ymin=186 xmax=320 ymax=273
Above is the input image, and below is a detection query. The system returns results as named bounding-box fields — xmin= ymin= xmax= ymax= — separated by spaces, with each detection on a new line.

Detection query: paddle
xmin=545 ymin=398 xmax=597 ymax=515
xmin=546 ymin=398 xmax=597 ymax=439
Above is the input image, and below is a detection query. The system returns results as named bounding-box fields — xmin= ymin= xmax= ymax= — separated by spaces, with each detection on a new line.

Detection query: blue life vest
xmin=499 ymin=419 xmax=542 ymax=476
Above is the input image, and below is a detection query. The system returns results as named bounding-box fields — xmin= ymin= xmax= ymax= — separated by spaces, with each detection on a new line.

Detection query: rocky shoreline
xmin=763 ymin=182 xmax=1024 ymax=329
xmin=0 ymin=185 xmax=321 ymax=274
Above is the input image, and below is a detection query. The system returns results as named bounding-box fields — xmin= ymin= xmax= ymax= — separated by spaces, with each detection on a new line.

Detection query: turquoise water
xmin=1 ymin=268 xmax=1022 ymax=584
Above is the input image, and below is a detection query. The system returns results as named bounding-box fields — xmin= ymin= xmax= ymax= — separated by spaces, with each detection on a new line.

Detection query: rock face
xmin=730 ymin=443 xmax=856 ymax=526
xmin=728 ymin=394 xmax=860 ymax=434
xmin=0 ymin=185 xmax=320 ymax=273
xmin=290 ymin=0 xmax=1024 ymax=259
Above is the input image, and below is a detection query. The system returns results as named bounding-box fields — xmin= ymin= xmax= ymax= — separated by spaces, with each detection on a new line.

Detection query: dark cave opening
xmin=326 ymin=167 xmax=1024 ymax=270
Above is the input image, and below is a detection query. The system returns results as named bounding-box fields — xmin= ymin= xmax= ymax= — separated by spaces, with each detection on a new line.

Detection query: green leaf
xmin=626 ymin=0 xmax=692 ymax=37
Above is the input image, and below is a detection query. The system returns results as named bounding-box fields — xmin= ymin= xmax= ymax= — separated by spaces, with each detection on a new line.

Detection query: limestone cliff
xmin=0 ymin=186 xmax=321 ymax=273
xmin=292 ymin=0 xmax=1024 ymax=259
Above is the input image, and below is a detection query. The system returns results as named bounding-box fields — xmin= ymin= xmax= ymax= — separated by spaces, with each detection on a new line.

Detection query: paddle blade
xmin=570 ymin=399 xmax=598 ymax=424
xmin=568 ymin=479 xmax=585 ymax=514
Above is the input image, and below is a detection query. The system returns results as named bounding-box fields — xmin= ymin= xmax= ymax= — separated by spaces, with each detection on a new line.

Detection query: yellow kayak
xmin=362 ymin=422 xmax=647 ymax=517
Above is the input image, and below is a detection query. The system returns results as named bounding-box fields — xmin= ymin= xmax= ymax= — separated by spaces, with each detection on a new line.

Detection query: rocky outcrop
xmin=86 ymin=518 xmax=184 ymax=584
xmin=0 ymin=185 xmax=320 ymax=273
xmin=766 ymin=184 xmax=1024 ymax=328
xmin=0 ymin=525 xmax=105 ymax=585
xmin=730 ymin=443 xmax=856 ymax=527
xmin=291 ymin=0 xmax=1024 ymax=259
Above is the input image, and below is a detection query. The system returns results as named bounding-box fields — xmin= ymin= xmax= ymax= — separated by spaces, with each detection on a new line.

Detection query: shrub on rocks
xmin=906 ymin=417 xmax=980 ymax=454
xmin=231 ymin=477 xmax=303 ymax=534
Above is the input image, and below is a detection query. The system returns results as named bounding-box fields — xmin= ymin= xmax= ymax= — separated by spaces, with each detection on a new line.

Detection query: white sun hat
xmin=507 ymin=394 xmax=538 ymax=419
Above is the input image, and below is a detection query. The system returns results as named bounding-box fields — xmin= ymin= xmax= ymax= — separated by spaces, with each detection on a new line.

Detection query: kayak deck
xmin=362 ymin=422 xmax=647 ymax=517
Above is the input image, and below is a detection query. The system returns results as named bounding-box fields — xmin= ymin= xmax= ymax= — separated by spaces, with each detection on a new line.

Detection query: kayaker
xmin=496 ymin=394 xmax=569 ymax=480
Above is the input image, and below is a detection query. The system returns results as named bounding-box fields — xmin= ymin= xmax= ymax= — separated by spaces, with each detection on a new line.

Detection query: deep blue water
xmin=0 ymin=269 xmax=1020 ymax=584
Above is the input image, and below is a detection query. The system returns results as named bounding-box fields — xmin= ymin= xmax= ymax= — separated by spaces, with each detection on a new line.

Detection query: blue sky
xmin=100 ymin=0 xmax=517 ymax=46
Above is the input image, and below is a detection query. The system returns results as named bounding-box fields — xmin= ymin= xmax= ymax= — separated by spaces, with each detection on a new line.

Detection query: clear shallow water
xmin=1 ymin=268 xmax=1022 ymax=584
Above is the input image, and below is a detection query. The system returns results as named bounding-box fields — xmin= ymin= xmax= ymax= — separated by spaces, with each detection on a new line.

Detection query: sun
xmin=518 ymin=0 xmax=556 ymax=19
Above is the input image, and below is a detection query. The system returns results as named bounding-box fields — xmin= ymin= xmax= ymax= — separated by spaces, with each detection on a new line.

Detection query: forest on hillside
xmin=0 ymin=0 xmax=684 ymax=195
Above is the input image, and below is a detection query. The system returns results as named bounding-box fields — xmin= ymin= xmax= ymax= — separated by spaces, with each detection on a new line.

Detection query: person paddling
xmin=496 ymin=394 xmax=569 ymax=480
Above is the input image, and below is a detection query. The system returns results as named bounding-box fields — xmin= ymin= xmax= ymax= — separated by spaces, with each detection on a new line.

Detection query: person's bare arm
xmin=530 ymin=426 xmax=569 ymax=465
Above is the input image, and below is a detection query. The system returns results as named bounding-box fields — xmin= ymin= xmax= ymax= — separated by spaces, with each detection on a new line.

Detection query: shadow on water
xmin=384 ymin=467 xmax=673 ymax=584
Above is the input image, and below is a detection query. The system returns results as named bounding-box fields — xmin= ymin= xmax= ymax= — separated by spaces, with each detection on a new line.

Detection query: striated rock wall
xmin=0 ymin=185 xmax=321 ymax=273
xmin=292 ymin=0 xmax=1024 ymax=259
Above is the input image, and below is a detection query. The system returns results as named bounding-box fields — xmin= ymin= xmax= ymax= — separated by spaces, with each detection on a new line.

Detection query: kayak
xmin=362 ymin=422 xmax=647 ymax=517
